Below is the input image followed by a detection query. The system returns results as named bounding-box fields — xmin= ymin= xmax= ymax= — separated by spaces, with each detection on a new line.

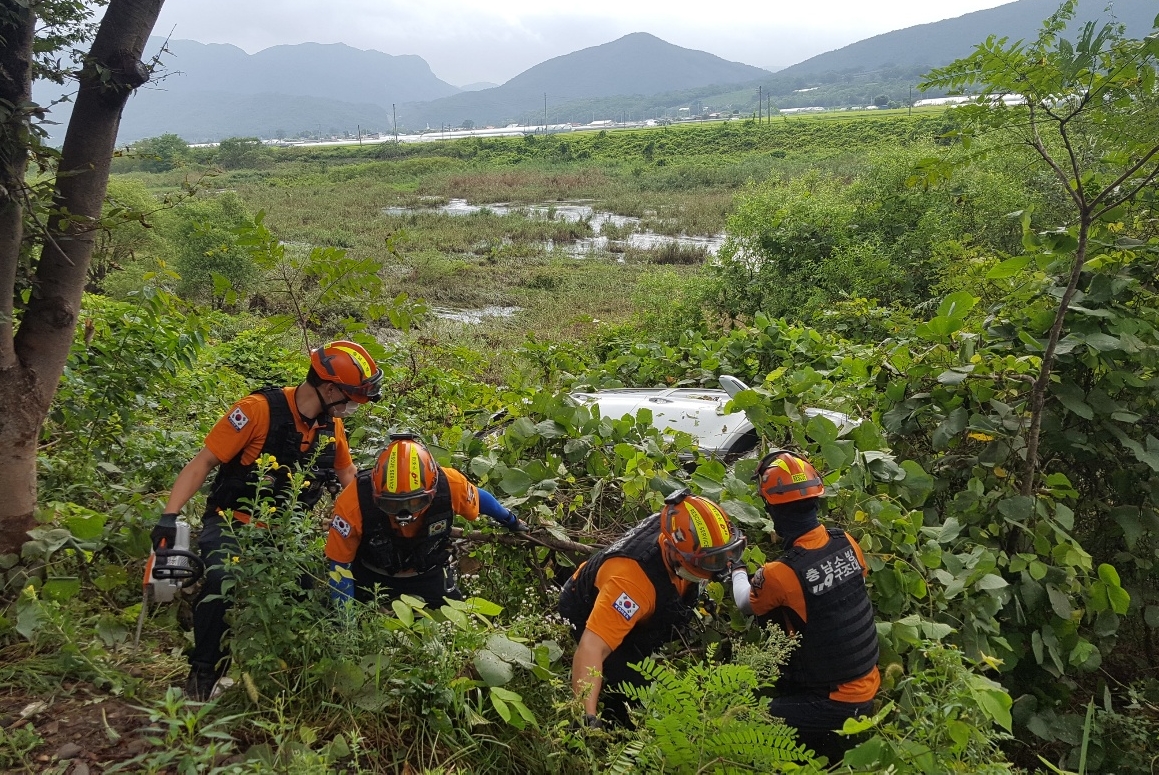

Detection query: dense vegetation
xmin=3 ymin=5 xmax=1159 ymax=772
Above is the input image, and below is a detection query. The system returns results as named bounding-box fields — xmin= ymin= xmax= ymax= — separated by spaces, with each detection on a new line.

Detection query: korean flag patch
xmin=331 ymin=514 xmax=352 ymax=538
xmin=228 ymin=407 xmax=250 ymax=432
xmin=612 ymin=592 xmax=639 ymax=621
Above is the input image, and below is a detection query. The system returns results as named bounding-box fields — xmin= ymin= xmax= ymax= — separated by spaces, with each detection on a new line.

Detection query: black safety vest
xmin=768 ymin=528 xmax=879 ymax=693
xmin=568 ymin=514 xmax=698 ymax=654
xmin=205 ymin=387 xmax=337 ymax=517
xmin=354 ymin=468 xmax=455 ymax=575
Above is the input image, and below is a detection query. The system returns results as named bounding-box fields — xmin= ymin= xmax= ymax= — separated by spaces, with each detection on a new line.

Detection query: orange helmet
xmin=371 ymin=434 xmax=440 ymax=523
xmin=658 ymin=489 xmax=746 ymax=580
xmin=754 ymin=450 xmax=823 ymax=506
xmin=310 ymin=341 xmax=382 ymax=403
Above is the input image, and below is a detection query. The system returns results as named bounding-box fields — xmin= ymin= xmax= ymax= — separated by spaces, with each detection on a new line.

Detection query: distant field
xmin=115 ymin=112 xmax=957 ymax=348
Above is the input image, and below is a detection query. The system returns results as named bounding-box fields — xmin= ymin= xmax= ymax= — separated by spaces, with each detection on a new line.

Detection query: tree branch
xmin=0 ymin=5 xmax=35 ymax=370
xmin=15 ymin=0 xmax=165 ymax=391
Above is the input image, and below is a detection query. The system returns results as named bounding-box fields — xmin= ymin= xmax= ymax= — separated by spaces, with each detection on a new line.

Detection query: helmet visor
xmin=338 ymin=369 xmax=383 ymax=403
xmin=677 ymin=531 xmax=746 ymax=574
xmin=374 ymin=490 xmax=433 ymax=516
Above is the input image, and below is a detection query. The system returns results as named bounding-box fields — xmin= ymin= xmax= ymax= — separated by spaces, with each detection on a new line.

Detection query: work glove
xmin=507 ymin=518 xmax=531 ymax=534
xmin=151 ymin=512 xmax=179 ymax=551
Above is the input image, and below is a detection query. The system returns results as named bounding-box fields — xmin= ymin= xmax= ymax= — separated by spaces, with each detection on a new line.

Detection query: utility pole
xmin=908 ymin=85 xmax=913 ymax=115
xmin=544 ymin=92 xmax=547 ymax=131
xmin=393 ymin=104 xmax=398 ymax=143
xmin=357 ymin=124 xmax=362 ymax=146
xmin=758 ymin=86 xmax=762 ymax=124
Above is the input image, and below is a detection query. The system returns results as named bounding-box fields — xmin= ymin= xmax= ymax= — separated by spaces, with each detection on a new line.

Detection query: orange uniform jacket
xmin=203 ymin=386 xmax=352 ymax=521
xmin=325 ymin=467 xmax=481 ymax=566
xmin=749 ymin=525 xmax=881 ymax=703
xmin=571 ymin=557 xmax=696 ymax=651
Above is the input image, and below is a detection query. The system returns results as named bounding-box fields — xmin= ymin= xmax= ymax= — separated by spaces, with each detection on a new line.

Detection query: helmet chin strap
xmin=305 ymin=382 xmax=347 ymax=425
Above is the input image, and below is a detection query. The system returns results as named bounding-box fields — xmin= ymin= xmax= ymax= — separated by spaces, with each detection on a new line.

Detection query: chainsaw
xmin=133 ymin=520 xmax=205 ymax=648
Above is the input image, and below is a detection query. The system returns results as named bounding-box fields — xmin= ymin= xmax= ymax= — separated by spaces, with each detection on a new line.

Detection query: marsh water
xmin=384 ymin=199 xmax=726 ymax=256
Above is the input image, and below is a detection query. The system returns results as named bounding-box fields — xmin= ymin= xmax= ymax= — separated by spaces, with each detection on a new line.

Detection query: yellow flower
xmin=980 ymin=654 xmax=1004 ymax=671
xmin=230 ymin=556 xmax=240 ymax=564
xmin=968 ymin=432 xmax=995 ymax=442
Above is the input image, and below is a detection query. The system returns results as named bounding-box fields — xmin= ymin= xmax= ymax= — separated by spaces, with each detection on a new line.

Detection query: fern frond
xmin=607 ymin=739 xmax=646 ymax=775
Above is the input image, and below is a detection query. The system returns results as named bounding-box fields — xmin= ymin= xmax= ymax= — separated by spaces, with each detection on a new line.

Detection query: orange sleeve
xmin=583 ymin=558 xmax=658 ymax=651
xmin=203 ymin=394 xmax=270 ymax=466
xmin=325 ymin=486 xmax=364 ymax=563
xmin=331 ymin=420 xmax=353 ymax=472
xmin=444 ymin=468 xmax=481 ymax=521
xmin=749 ymin=561 xmax=807 ymax=623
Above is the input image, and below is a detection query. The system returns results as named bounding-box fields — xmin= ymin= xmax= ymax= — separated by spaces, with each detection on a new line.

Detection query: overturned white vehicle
xmin=570 ymin=375 xmax=861 ymax=460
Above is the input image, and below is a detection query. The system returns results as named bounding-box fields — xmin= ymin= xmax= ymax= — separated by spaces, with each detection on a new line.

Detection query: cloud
xmin=152 ymin=0 xmax=1014 ymax=85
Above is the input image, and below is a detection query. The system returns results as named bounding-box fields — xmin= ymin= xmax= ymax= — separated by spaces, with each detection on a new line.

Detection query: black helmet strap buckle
xmin=664 ymin=487 xmax=692 ymax=506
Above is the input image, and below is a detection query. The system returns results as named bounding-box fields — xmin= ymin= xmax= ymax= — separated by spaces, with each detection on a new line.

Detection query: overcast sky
xmin=151 ymin=0 xmax=1016 ymax=87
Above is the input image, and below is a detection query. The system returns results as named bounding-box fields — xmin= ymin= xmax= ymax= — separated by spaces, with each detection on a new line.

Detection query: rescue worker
xmin=730 ymin=450 xmax=880 ymax=762
xmin=152 ymin=340 xmax=382 ymax=701
xmin=559 ymin=488 xmax=746 ymax=726
xmin=325 ymin=434 xmax=529 ymax=607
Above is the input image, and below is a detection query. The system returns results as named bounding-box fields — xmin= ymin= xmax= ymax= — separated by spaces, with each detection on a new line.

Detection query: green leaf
xmin=16 ymin=603 xmax=44 ymax=640
xmin=1096 ymin=563 xmax=1121 ymax=587
xmin=486 ymin=634 xmax=533 ymax=666
xmin=932 ymin=407 xmax=968 ymax=449
xmin=805 ymin=414 xmax=839 ymax=445
xmin=948 ymin=719 xmax=971 ymax=747
xmin=938 ymin=291 xmax=978 ymax=319
xmin=42 ymin=577 xmax=81 ymax=602
xmin=391 ymin=599 xmax=413 ymax=627
xmin=970 ymin=680 xmax=1013 ymax=731
xmin=1083 ymin=333 xmax=1121 ymax=352
xmin=975 ymin=574 xmax=1008 ymax=591
xmin=441 ymin=605 xmax=470 ymax=630
xmin=1047 ymin=585 xmax=1074 ymax=619
xmin=997 ymin=497 xmax=1033 ymax=525
xmin=720 ymin=499 xmax=765 ymax=527
xmin=474 ymin=650 xmax=514 ymax=686
xmin=1144 ymin=606 xmax=1159 ymax=629
xmin=1107 ymin=586 xmax=1130 ymax=616
xmin=490 ymin=690 xmax=512 ymax=722
xmin=1052 ymin=381 xmax=1093 ymax=420
xmin=896 ymin=461 xmax=935 ymax=507
xmin=986 ymin=254 xmax=1033 ymax=279
xmin=465 ymin=597 xmax=503 ymax=617
xmin=498 ymin=468 xmax=533 ymax=496
xmin=64 ymin=510 xmax=107 ymax=541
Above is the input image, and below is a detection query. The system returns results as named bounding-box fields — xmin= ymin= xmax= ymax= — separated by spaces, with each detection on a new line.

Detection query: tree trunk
xmin=0 ymin=0 xmax=164 ymax=556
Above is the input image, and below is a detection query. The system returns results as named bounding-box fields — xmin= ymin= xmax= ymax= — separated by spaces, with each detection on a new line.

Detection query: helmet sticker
xmin=686 ymin=503 xmax=712 ymax=548
xmin=612 ymin=591 xmax=639 ymax=621
xmin=333 ymin=345 xmax=372 ymax=380
xmin=408 ymin=446 xmax=422 ymax=491
xmin=228 ymin=407 xmax=250 ymax=432
xmin=792 ymin=472 xmax=809 ymax=483
xmin=331 ymin=514 xmax=352 ymax=538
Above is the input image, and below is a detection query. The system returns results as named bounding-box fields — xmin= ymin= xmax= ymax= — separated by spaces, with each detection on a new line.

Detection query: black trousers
xmin=768 ymin=692 xmax=875 ymax=763
xmin=188 ymin=515 xmax=236 ymax=677
xmin=558 ymin=577 xmax=662 ymax=727
xmin=350 ymin=559 xmax=463 ymax=607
